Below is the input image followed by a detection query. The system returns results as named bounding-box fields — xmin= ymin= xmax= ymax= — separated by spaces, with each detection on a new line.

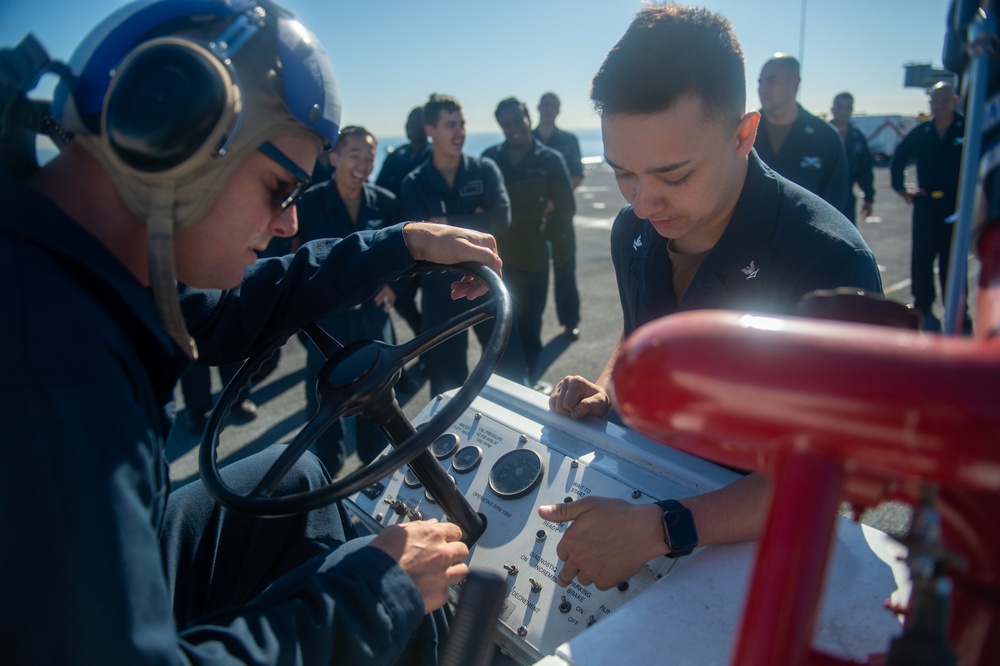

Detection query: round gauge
xmin=424 ymin=476 xmax=455 ymax=504
xmin=451 ymin=445 xmax=483 ymax=474
xmin=431 ymin=433 xmax=461 ymax=459
xmin=403 ymin=468 xmax=422 ymax=488
xmin=488 ymin=449 xmax=544 ymax=499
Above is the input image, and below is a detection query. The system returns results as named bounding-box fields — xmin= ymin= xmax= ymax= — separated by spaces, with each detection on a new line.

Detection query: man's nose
xmin=271 ymin=207 xmax=298 ymax=238
xmin=630 ymin=181 xmax=661 ymax=220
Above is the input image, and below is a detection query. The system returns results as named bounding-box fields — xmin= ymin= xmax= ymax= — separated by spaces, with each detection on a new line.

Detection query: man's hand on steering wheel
xmin=402 ymin=222 xmax=503 ymax=300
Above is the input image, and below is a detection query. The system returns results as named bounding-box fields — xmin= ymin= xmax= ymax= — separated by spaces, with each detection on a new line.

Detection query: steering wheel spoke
xmin=250 ymin=404 xmax=345 ymax=497
xmin=301 ymin=322 xmax=344 ymax=359
xmin=393 ymin=297 xmax=497 ymax=365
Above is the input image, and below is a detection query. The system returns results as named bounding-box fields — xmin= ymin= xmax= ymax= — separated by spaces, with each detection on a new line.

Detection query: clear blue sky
xmin=1 ymin=0 xmax=953 ymax=138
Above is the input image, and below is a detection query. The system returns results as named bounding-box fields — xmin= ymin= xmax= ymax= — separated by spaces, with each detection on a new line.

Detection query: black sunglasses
xmin=257 ymin=141 xmax=312 ymax=210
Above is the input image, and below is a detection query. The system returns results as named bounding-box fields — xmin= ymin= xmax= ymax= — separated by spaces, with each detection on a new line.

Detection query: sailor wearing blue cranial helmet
xmin=0 ymin=1 xmax=500 ymax=663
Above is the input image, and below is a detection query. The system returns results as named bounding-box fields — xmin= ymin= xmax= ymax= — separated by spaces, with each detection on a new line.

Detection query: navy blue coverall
xmin=482 ymin=138 xmax=575 ymax=380
xmin=399 ymin=154 xmax=520 ymax=395
xmin=755 ymin=104 xmax=849 ymax=212
xmin=0 ymin=169 xmax=448 ymax=666
xmin=835 ymin=122 xmax=876 ymax=225
xmin=533 ymin=126 xmax=584 ymax=330
xmin=890 ymin=113 xmax=966 ymax=315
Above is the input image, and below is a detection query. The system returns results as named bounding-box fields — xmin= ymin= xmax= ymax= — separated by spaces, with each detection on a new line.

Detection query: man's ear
xmin=734 ymin=111 xmax=760 ymax=159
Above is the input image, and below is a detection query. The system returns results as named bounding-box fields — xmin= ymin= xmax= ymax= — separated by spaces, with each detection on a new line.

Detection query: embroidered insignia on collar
xmin=633 ymin=235 xmax=643 ymax=251
xmin=741 ymin=260 xmax=760 ymax=279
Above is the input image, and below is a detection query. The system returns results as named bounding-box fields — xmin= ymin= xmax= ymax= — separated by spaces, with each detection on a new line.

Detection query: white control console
xmin=347 ymin=376 xmax=905 ymax=665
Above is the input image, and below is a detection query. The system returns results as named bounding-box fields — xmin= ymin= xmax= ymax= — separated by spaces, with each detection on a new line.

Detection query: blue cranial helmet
xmin=55 ymin=0 xmax=340 ymax=152
xmin=52 ymin=0 xmax=342 ymax=358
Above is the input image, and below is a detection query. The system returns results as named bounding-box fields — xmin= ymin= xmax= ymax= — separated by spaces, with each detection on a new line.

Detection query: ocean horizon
xmin=374 ymin=127 xmax=605 ymax=178
xmin=34 ymin=126 xmax=606 ymax=176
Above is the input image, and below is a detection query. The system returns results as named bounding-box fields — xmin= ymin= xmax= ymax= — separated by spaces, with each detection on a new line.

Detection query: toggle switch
xmin=383 ymin=499 xmax=407 ymax=516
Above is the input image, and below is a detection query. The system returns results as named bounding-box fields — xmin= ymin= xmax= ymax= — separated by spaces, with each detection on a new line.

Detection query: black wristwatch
xmin=655 ymin=499 xmax=698 ymax=558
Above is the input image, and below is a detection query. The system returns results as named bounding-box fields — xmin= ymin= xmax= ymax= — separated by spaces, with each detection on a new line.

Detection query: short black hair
xmin=494 ymin=97 xmax=529 ymax=123
xmin=763 ymin=53 xmax=800 ymax=78
xmin=423 ymin=93 xmax=462 ymax=127
xmin=333 ymin=125 xmax=373 ymax=152
xmin=406 ymin=106 xmax=424 ymax=126
xmin=833 ymin=91 xmax=854 ymax=105
xmin=591 ymin=4 xmax=745 ymax=125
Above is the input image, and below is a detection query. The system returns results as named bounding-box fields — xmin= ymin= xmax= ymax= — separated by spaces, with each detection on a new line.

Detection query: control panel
xmin=347 ymin=376 xmax=741 ymax=664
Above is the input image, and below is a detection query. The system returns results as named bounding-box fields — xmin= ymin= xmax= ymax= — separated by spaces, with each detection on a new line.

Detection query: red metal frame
xmin=612 ymin=229 xmax=1000 ymax=665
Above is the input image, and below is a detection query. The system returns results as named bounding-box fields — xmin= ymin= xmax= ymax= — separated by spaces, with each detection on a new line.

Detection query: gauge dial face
xmin=451 ymin=445 xmax=483 ymax=473
xmin=488 ymin=449 xmax=544 ymax=499
xmin=431 ymin=433 xmax=460 ymax=459
xmin=403 ymin=468 xmax=422 ymax=488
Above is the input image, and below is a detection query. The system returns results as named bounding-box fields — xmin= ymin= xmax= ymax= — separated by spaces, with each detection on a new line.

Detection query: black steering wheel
xmin=199 ymin=262 xmax=511 ymax=521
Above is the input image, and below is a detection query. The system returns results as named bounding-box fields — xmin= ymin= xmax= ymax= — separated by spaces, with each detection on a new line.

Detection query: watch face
xmin=660 ymin=500 xmax=698 ymax=556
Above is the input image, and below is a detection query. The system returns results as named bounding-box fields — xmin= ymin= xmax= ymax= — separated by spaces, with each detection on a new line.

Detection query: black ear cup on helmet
xmin=104 ymin=41 xmax=232 ymax=173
